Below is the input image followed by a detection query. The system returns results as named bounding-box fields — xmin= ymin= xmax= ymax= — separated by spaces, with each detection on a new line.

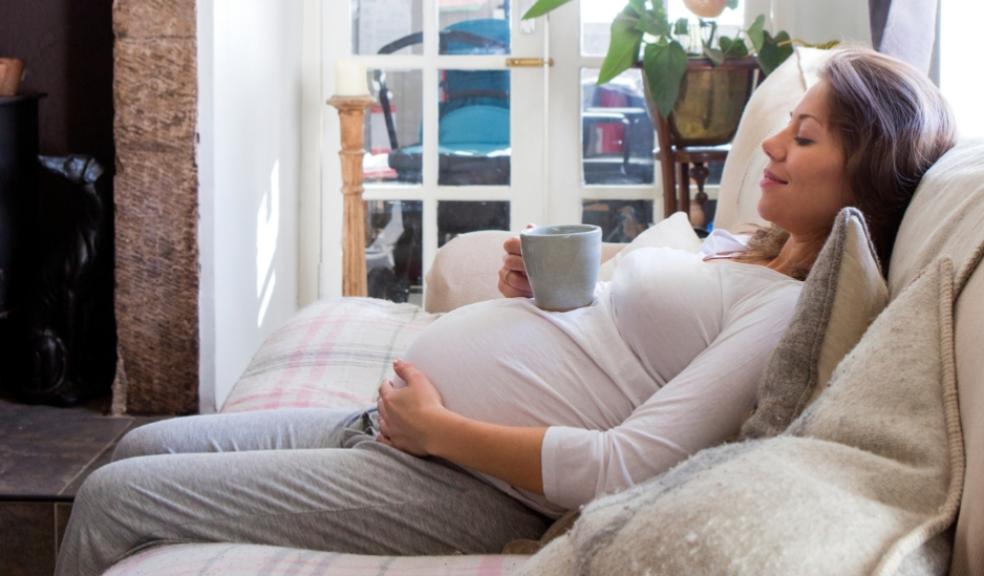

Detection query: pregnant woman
xmin=56 ymin=48 xmax=955 ymax=576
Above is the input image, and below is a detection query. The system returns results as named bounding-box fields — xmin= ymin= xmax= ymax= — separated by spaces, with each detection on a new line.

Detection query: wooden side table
xmin=652 ymin=57 xmax=760 ymax=228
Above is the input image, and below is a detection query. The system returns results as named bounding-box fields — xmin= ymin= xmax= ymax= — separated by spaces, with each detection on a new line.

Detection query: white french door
xmin=318 ymin=0 xmax=744 ymax=302
xmin=320 ymin=0 xmax=549 ymax=303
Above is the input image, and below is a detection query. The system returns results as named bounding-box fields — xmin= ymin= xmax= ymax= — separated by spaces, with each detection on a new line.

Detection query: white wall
xmin=298 ymin=0 xmax=324 ymax=306
xmin=746 ymin=0 xmax=871 ymax=47
xmin=198 ymin=0 xmax=303 ymax=411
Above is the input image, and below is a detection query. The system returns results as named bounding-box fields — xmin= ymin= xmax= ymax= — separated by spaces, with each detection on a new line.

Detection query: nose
xmin=761 ymin=128 xmax=786 ymax=162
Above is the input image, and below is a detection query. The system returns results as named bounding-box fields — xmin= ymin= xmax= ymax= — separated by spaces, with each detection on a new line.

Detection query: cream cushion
xmin=741 ymin=207 xmax=888 ymax=438
xmin=714 ymin=47 xmax=832 ymax=232
xmin=519 ymin=256 xmax=963 ymax=576
xmin=596 ymin=211 xmax=702 ymax=281
xmin=425 ymin=230 xmax=513 ymax=313
xmin=888 ymin=140 xmax=984 ymax=294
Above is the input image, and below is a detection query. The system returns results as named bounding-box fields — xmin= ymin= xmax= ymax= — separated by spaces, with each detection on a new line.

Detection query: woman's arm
xmin=377 ymin=360 xmax=547 ymax=494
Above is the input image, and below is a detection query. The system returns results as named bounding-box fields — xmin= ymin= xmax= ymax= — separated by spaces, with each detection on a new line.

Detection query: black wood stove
xmin=0 ymin=94 xmax=115 ymax=405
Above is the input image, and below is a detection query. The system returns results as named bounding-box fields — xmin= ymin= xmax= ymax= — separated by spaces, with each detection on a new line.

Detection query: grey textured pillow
xmin=740 ymin=207 xmax=888 ymax=439
xmin=518 ymin=256 xmax=964 ymax=576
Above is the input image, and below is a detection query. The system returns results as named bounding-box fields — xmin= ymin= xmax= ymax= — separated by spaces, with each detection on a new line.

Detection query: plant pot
xmin=643 ymin=57 xmax=759 ymax=147
xmin=0 ymin=58 xmax=25 ymax=97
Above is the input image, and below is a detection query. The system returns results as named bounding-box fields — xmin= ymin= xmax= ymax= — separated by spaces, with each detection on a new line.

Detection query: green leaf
xmin=625 ymin=0 xmax=646 ymax=17
xmin=757 ymin=30 xmax=794 ymax=75
xmin=673 ymin=17 xmax=689 ymax=36
xmin=726 ymin=0 xmax=739 ymax=8
xmin=703 ymin=42 xmax=724 ymax=66
xmin=720 ymin=35 xmax=748 ymax=57
xmin=643 ymin=40 xmax=688 ymax=118
xmin=637 ymin=10 xmax=670 ymax=36
xmin=746 ymin=14 xmax=765 ymax=52
xmin=522 ymin=0 xmax=574 ymax=19
xmin=598 ymin=15 xmax=644 ymax=84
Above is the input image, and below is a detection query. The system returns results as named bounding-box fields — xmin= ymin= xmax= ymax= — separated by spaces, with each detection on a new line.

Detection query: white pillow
xmin=597 ymin=212 xmax=702 ymax=281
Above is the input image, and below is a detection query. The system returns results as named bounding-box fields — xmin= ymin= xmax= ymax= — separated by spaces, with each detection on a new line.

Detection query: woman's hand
xmin=497 ymin=225 xmax=534 ymax=298
xmin=379 ymin=362 xmax=547 ymax=494
xmin=377 ymin=359 xmax=449 ymax=456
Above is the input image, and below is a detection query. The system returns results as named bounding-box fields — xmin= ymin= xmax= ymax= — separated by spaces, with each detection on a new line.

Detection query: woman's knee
xmin=74 ymin=460 xmax=132 ymax=518
xmin=112 ymin=422 xmax=173 ymax=461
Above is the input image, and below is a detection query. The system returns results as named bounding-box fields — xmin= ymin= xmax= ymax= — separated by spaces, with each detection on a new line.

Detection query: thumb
xmin=392 ymin=359 xmax=423 ymax=385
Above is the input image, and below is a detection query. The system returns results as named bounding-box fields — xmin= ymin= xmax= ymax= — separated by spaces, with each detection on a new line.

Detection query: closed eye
xmin=794 ymin=137 xmax=813 ymax=145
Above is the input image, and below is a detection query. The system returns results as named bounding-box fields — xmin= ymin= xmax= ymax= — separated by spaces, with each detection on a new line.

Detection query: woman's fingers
xmin=503 ymin=235 xmax=522 ymax=257
xmin=505 ymin=270 xmax=531 ymax=292
xmin=502 ymin=253 xmax=526 ymax=273
xmin=392 ymin=359 xmax=420 ymax=384
xmin=498 ymin=268 xmax=531 ymax=298
xmin=499 ymin=235 xmax=532 ymax=298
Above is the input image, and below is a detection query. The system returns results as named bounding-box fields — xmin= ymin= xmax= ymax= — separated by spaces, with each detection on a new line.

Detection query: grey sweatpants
xmin=54 ymin=408 xmax=550 ymax=576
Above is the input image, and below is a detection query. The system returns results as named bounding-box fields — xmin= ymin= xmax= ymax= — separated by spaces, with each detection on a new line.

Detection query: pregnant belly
xmin=402 ymin=298 xmax=633 ymax=429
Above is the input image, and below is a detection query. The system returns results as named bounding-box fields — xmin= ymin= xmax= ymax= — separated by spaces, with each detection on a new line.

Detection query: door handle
xmin=506 ymin=57 xmax=554 ymax=68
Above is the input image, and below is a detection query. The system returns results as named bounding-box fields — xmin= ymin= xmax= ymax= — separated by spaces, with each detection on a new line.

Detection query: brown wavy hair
xmin=740 ymin=48 xmax=957 ymax=279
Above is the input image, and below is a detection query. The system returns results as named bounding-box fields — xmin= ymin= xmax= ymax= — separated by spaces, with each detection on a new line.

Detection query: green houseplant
xmin=522 ymin=0 xmax=813 ymax=118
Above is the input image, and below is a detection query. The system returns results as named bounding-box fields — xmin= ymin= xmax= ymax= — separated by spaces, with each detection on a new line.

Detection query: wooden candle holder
xmin=0 ymin=58 xmax=25 ymax=97
xmin=328 ymin=94 xmax=375 ymax=297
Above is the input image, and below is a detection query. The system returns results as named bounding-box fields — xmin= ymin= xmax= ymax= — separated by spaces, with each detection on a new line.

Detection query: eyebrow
xmin=789 ymin=112 xmax=825 ymax=126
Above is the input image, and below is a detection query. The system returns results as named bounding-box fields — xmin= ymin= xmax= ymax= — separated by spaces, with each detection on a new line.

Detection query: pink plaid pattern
xmin=104 ymin=544 xmax=528 ymax=576
xmin=222 ymin=298 xmax=439 ymax=413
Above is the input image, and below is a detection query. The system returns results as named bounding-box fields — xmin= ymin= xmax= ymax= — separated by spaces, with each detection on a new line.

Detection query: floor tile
xmin=55 ymin=502 xmax=73 ymax=555
xmin=0 ymin=397 xmax=133 ymax=498
xmin=0 ymin=501 xmax=56 ymax=576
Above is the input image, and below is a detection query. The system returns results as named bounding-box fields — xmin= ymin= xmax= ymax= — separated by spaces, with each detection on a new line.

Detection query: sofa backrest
xmin=888 ymin=139 xmax=984 ymax=576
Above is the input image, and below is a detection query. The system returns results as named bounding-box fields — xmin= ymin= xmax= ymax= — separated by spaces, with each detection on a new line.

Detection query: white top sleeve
xmin=540 ymin=281 xmax=797 ymax=509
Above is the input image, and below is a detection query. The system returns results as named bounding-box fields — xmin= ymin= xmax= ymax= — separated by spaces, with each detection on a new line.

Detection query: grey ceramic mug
xmin=520 ymin=224 xmax=602 ymax=311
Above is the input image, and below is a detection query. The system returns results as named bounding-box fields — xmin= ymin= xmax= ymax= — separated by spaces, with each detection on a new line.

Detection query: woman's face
xmin=758 ymin=80 xmax=853 ymax=238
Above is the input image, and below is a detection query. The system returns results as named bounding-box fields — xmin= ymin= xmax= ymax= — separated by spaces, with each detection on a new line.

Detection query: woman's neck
xmin=768 ymin=231 xmax=828 ymax=278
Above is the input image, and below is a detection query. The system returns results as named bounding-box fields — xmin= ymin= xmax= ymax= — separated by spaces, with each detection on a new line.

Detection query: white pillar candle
xmin=334 ymin=59 xmax=369 ymax=96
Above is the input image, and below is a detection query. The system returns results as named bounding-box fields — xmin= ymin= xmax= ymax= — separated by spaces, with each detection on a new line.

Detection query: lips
xmin=763 ymin=169 xmax=788 ymax=184
xmin=760 ymin=169 xmax=789 ymax=188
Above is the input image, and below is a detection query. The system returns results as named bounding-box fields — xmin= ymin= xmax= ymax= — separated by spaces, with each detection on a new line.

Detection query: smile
xmin=760 ymin=170 xmax=789 ymax=187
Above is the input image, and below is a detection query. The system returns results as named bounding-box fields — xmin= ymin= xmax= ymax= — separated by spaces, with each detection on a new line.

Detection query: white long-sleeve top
xmin=401 ymin=245 xmax=802 ymax=517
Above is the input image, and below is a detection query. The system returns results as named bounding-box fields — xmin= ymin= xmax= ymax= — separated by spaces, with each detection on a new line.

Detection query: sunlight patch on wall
xmin=257 ymin=160 xmax=281 ymax=326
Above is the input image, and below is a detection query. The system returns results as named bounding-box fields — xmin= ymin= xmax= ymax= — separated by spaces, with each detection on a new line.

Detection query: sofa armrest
xmin=424 ymin=230 xmax=624 ymax=313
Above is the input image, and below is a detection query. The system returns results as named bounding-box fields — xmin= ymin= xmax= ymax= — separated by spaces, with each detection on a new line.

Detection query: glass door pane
xmin=438 ymin=69 xmax=511 ymax=186
xmin=365 ymin=200 xmax=423 ymax=302
xmin=438 ymin=200 xmax=510 ymax=246
xmin=438 ymin=0 xmax=511 ymax=55
xmin=352 ymin=0 xmax=423 ymax=55
xmin=581 ymin=68 xmax=654 ymax=186
xmin=365 ymin=69 xmax=423 ymax=185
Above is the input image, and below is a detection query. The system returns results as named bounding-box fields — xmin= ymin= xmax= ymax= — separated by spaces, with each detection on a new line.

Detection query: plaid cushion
xmin=222 ymin=298 xmax=439 ymax=413
xmin=104 ymin=544 xmax=528 ymax=576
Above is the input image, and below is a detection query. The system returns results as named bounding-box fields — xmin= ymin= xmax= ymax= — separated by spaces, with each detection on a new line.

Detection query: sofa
xmin=103 ymin=49 xmax=984 ymax=575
